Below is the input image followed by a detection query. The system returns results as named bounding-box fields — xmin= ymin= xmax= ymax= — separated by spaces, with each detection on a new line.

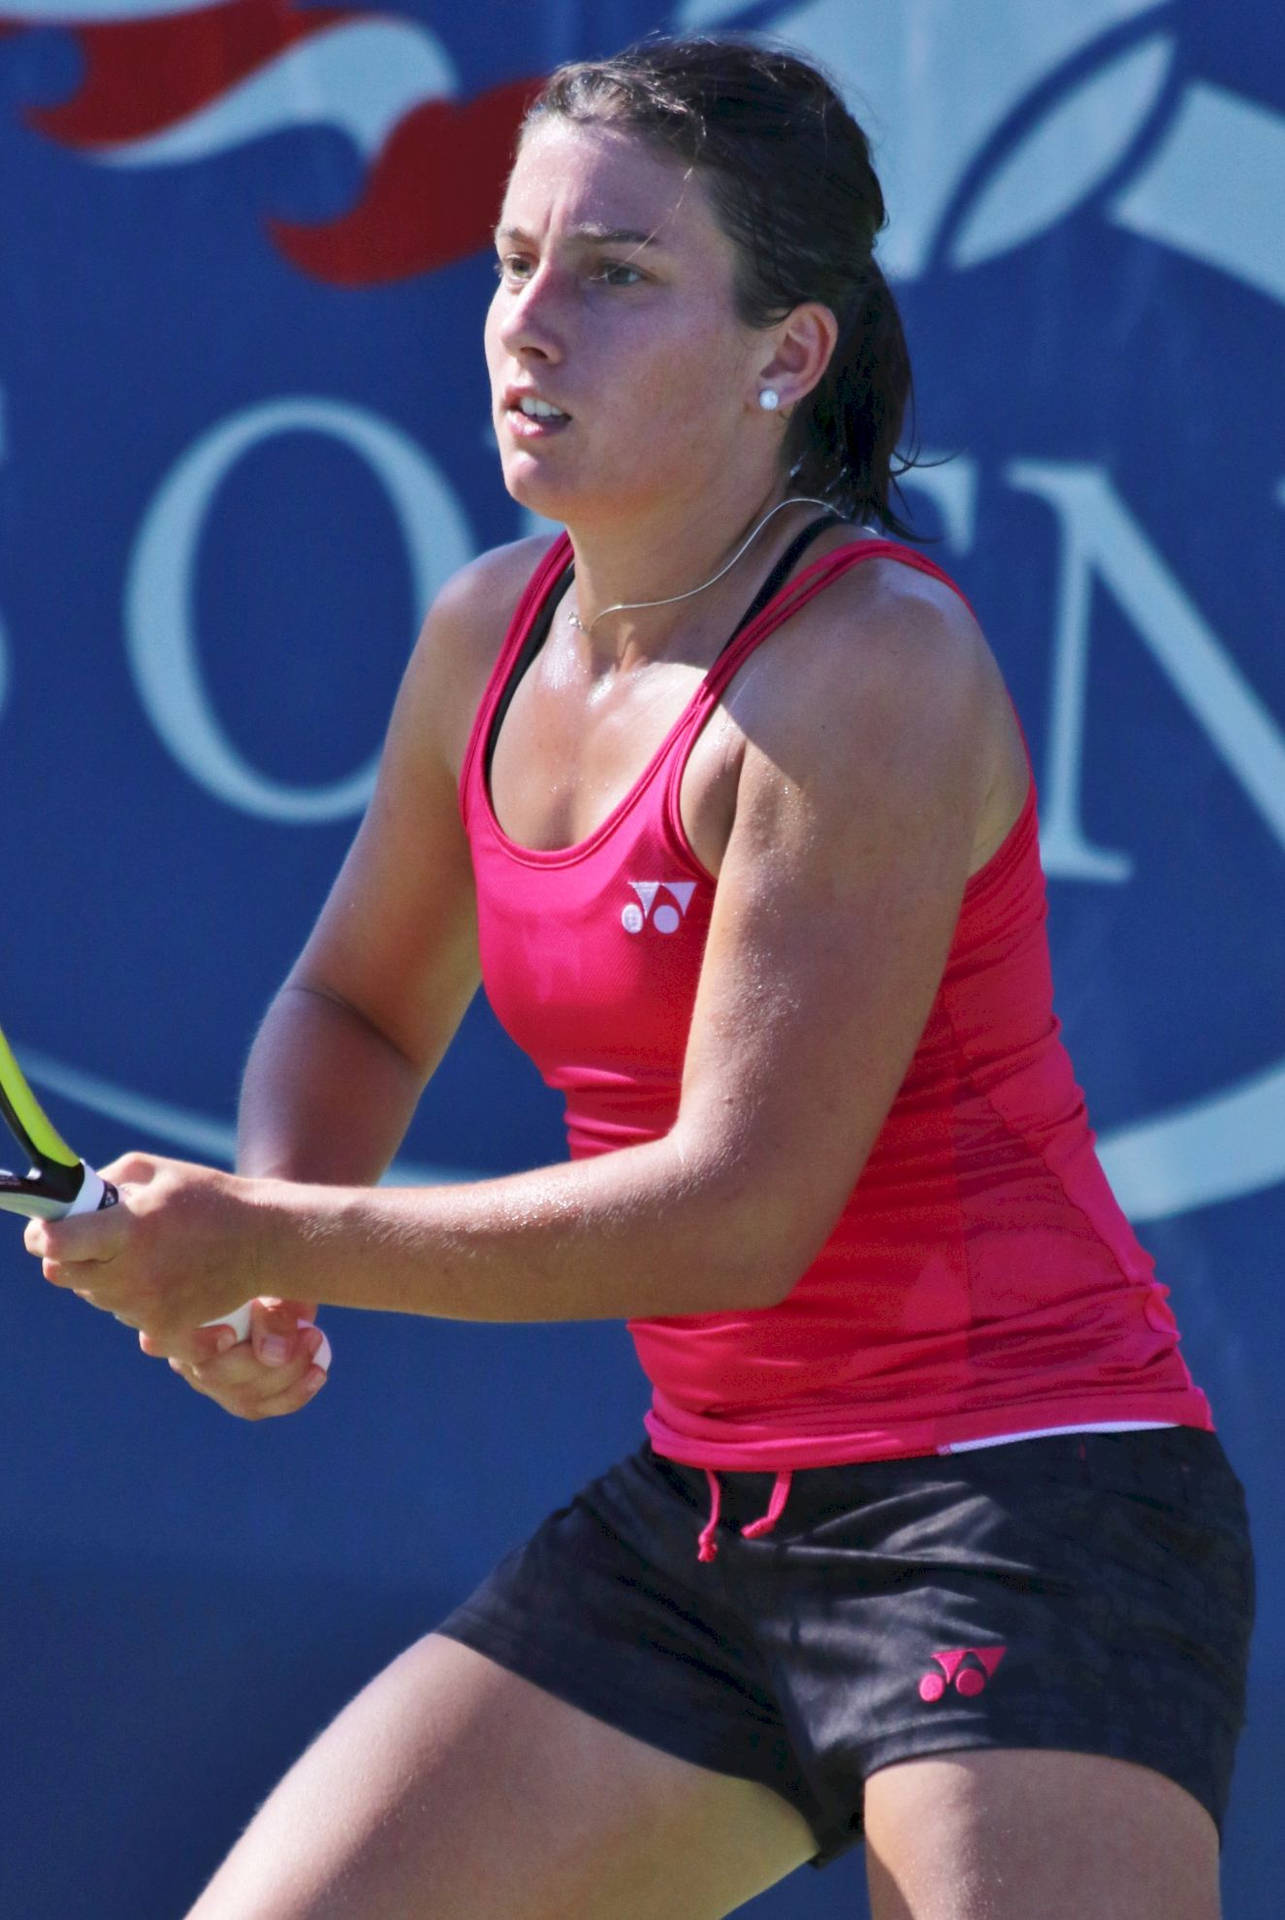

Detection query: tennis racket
xmin=0 ymin=1021 xmax=252 ymax=1342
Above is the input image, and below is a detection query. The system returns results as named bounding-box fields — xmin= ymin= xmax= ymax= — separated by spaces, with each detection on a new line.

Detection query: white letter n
xmin=1006 ymin=461 xmax=1285 ymax=881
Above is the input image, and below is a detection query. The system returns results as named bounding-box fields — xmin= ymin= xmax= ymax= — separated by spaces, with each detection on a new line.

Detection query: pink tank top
xmin=458 ymin=533 xmax=1212 ymax=1469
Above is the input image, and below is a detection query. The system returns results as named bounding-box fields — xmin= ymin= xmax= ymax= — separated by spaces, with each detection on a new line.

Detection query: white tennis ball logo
xmin=680 ymin=0 xmax=1179 ymax=279
xmin=622 ymin=901 xmax=683 ymax=934
xmin=924 ymin=25 xmax=1177 ymax=275
xmin=622 ymin=881 xmax=696 ymax=934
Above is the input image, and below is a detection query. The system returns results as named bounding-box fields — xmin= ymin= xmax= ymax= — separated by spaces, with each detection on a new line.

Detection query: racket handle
xmin=67 ymin=1170 xmax=252 ymax=1342
xmin=65 ymin=1166 xmax=117 ymax=1217
xmin=68 ymin=1169 xmax=330 ymax=1369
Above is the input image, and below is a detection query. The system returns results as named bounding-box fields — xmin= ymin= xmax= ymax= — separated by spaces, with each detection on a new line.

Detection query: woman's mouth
xmin=504 ymin=393 xmax=572 ymax=437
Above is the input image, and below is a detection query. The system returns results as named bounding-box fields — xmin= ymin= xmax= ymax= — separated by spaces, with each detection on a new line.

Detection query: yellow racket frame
xmin=0 ymin=1022 xmax=80 ymax=1170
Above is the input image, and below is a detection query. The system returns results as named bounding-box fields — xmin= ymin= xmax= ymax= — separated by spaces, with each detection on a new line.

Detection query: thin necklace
xmin=566 ymin=495 xmax=834 ymax=636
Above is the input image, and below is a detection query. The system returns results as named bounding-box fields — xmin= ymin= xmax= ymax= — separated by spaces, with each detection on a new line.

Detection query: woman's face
xmin=486 ymin=116 xmax=771 ymax=524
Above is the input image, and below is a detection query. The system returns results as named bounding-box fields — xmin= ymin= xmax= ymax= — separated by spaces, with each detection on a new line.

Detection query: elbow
xmin=697 ymin=1248 xmax=798 ymax=1314
xmin=690 ymin=1161 xmax=848 ymax=1312
xmin=706 ymin=1228 xmax=818 ymax=1313
xmin=661 ymin=1116 xmax=867 ymax=1313
xmin=737 ymin=1225 xmax=827 ymax=1310
xmin=741 ymin=1259 xmax=806 ymax=1312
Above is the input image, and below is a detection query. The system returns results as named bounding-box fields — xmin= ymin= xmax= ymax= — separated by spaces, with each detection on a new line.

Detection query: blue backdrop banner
xmin=0 ymin=4 xmax=1280 ymax=1915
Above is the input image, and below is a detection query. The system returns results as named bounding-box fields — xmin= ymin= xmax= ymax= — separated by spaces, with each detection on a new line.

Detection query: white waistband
xmin=942 ymin=1419 xmax=1177 ymax=1454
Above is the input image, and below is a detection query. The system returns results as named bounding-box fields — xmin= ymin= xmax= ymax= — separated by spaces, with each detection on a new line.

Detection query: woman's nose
xmin=497 ymin=267 xmax=566 ymax=360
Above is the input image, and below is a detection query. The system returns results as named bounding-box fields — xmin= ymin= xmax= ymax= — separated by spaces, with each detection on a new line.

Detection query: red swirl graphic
xmin=21 ymin=0 xmax=350 ymax=148
xmin=0 ymin=5 xmax=538 ymax=286
xmin=270 ymin=75 xmax=538 ymax=285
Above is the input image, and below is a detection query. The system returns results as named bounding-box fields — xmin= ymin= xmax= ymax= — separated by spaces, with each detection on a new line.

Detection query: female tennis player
xmin=27 ymin=38 xmax=1251 ymax=1920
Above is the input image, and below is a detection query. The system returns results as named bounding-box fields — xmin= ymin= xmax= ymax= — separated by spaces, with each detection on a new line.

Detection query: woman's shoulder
xmin=727 ymin=529 xmax=1026 ymax=866
xmin=402 ymin=531 xmax=565 ymax=772
xmin=805 ymin=527 xmax=980 ymax=636
xmin=735 ymin=531 xmax=990 ymax=735
xmin=429 ymin=529 xmax=566 ymax=652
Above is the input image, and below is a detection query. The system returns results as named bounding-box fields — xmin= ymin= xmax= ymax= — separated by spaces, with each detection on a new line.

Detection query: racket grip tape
xmin=65 ymin=1167 xmax=117 ymax=1217
xmin=68 ymin=1170 xmax=330 ymax=1370
xmin=203 ymin=1303 xmax=333 ymax=1373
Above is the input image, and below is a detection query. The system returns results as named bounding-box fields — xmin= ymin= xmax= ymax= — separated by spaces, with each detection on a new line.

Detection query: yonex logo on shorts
xmin=918 ymin=1646 xmax=1007 ymax=1702
xmin=622 ymin=881 xmax=697 ymax=935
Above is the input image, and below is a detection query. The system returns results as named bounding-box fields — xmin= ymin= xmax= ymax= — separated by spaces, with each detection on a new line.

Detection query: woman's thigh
xmin=864 ymin=1748 xmax=1220 ymax=1920
xmin=185 ymin=1633 xmax=818 ymax=1920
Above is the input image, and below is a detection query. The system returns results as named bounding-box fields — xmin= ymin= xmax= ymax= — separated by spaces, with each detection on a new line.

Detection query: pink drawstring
xmin=740 ymin=1469 xmax=793 ymax=1540
xmin=697 ymin=1469 xmax=723 ymax=1562
xmin=696 ymin=1468 xmax=794 ymax=1562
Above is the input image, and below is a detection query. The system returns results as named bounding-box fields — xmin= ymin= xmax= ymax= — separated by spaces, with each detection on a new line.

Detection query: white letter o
xmin=125 ymin=397 xmax=472 ymax=822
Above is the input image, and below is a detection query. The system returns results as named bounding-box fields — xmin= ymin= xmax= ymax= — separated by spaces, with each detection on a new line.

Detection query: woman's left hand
xmin=141 ymin=1298 xmax=329 ymax=1419
xmin=23 ymin=1151 xmax=273 ymax=1342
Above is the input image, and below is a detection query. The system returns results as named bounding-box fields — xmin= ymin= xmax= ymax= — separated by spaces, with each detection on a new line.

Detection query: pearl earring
xmin=758 ymin=387 xmax=781 ymax=411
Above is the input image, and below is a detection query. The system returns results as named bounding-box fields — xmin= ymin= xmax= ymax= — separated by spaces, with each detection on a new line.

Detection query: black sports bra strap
xmin=484 ymin=514 xmax=844 ymax=783
xmin=722 ymin=512 xmax=845 ymax=651
xmin=484 ymin=560 xmax=572 ymax=785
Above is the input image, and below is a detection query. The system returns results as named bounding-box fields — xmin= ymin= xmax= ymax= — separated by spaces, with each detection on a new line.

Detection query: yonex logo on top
xmin=919 ymin=1646 xmax=1007 ymax=1702
xmin=622 ymin=881 xmax=696 ymax=935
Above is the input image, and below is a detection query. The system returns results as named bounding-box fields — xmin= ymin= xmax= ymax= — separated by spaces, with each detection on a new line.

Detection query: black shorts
xmin=437 ymin=1428 xmax=1254 ymax=1866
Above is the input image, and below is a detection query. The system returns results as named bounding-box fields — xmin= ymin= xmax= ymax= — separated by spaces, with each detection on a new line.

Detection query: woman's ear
xmin=754 ymin=302 xmax=839 ymax=412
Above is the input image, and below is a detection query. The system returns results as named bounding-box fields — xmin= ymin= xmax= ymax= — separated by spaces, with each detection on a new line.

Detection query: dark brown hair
xmin=522 ymin=36 xmax=919 ymax=535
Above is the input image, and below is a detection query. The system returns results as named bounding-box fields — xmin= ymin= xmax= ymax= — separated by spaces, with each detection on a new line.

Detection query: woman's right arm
xmin=234 ymin=676 xmax=480 ymax=1190
xmin=240 ymin=535 xmax=549 ymax=1187
xmin=144 ymin=537 xmax=548 ymax=1414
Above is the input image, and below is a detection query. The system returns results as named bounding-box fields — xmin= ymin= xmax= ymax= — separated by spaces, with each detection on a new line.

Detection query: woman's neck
xmin=559 ymin=484 xmax=817 ymax=667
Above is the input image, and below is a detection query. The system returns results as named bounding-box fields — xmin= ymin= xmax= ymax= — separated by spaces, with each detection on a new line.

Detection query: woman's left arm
xmin=27 ymin=576 xmax=1007 ymax=1338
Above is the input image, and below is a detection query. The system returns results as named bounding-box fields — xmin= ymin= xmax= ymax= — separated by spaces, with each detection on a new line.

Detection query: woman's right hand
xmin=140 ymin=1297 xmax=329 ymax=1420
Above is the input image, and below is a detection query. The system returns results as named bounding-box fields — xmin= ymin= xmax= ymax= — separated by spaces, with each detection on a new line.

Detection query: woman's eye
xmin=492 ymin=256 xmax=643 ymax=288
